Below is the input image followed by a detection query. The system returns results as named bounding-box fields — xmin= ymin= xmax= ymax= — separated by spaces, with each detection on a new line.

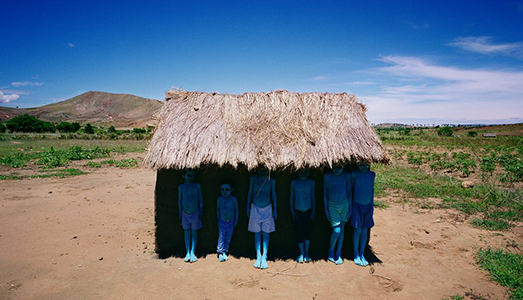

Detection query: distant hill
xmin=0 ymin=91 xmax=163 ymax=128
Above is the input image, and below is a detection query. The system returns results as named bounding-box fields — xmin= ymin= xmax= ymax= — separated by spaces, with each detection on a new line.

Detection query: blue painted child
xmin=290 ymin=168 xmax=315 ymax=263
xmin=351 ymin=164 xmax=376 ymax=267
xmin=247 ymin=168 xmax=277 ymax=269
xmin=178 ymin=169 xmax=203 ymax=263
xmin=323 ymin=164 xmax=352 ymax=265
xmin=216 ymin=181 xmax=238 ymax=262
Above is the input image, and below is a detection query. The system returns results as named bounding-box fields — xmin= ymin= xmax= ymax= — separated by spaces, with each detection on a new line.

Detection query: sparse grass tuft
xmin=476 ymin=248 xmax=523 ymax=300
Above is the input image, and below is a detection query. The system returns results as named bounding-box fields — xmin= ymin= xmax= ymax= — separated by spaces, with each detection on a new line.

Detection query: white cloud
xmin=310 ymin=75 xmax=326 ymax=81
xmin=12 ymin=81 xmax=43 ymax=87
xmin=449 ymin=36 xmax=523 ymax=59
xmin=68 ymin=42 xmax=75 ymax=48
xmin=0 ymin=91 xmax=20 ymax=103
xmin=351 ymin=81 xmax=373 ymax=86
xmin=359 ymin=55 xmax=523 ymax=124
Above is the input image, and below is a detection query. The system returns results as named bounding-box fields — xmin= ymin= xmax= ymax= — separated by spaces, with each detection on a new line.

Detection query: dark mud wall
xmin=154 ymin=166 xmax=373 ymax=261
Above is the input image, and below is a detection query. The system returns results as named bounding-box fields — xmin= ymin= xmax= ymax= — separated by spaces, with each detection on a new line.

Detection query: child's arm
xmin=247 ymin=176 xmax=254 ymax=217
xmin=271 ymin=179 xmax=277 ymax=220
xmin=234 ymin=197 xmax=239 ymax=227
xmin=323 ymin=174 xmax=330 ymax=222
xmin=290 ymin=180 xmax=296 ymax=220
xmin=345 ymin=173 xmax=352 ymax=222
xmin=178 ymin=185 xmax=183 ymax=221
xmin=197 ymin=183 xmax=203 ymax=219
xmin=311 ymin=180 xmax=316 ymax=220
xmin=217 ymin=197 xmax=221 ymax=223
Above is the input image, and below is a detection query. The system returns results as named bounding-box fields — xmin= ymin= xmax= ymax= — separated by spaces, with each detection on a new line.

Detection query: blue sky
xmin=1 ymin=0 xmax=522 ymax=124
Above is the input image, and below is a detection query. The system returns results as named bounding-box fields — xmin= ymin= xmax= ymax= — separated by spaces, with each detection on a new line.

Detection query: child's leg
xmin=190 ymin=229 xmax=198 ymax=262
xmin=217 ymin=228 xmax=226 ymax=261
xmin=223 ymin=228 xmax=233 ymax=260
xmin=260 ymin=231 xmax=270 ymax=269
xmin=297 ymin=242 xmax=304 ymax=263
xmin=253 ymin=232 xmax=262 ymax=268
xmin=328 ymin=225 xmax=341 ymax=263
xmin=353 ymin=227 xmax=362 ymax=265
xmin=184 ymin=229 xmax=191 ymax=262
xmin=335 ymin=223 xmax=345 ymax=264
xmin=359 ymin=228 xmax=369 ymax=266
xmin=304 ymin=239 xmax=311 ymax=262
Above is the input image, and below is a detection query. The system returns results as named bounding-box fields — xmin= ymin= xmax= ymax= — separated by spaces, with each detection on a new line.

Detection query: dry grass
xmin=145 ymin=90 xmax=390 ymax=170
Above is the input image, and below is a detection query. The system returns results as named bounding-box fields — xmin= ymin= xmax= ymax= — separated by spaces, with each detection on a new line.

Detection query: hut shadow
xmin=155 ymin=167 xmax=383 ymax=264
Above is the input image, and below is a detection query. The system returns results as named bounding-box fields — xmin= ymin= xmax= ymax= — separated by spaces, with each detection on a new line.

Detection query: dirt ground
xmin=1 ymin=160 xmax=521 ymax=300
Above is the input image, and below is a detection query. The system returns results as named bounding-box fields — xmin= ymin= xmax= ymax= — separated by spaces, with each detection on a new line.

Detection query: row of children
xmin=177 ymin=164 xmax=376 ymax=269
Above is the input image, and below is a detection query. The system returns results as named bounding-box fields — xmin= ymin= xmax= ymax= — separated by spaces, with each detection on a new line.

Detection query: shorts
xmin=350 ymin=201 xmax=374 ymax=229
xmin=248 ymin=204 xmax=275 ymax=233
xmin=181 ymin=210 xmax=202 ymax=230
xmin=328 ymin=200 xmax=350 ymax=227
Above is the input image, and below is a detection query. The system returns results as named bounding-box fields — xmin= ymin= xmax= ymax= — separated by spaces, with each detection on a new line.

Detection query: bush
xmin=56 ymin=122 xmax=76 ymax=133
xmin=84 ymin=123 xmax=95 ymax=134
xmin=133 ymin=127 xmax=147 ymax=134
xmin=108 ymin=125 xmax=116 ymax=133
xmin=6 ymin=114 xmax=56 ymax=133
xmin=467 ymin=131 xmax=478 ymax=137
xmin=437 ymin=126 xmax=454 ymax=137
xmin=0 ymin=123 xmax=6 ymax=133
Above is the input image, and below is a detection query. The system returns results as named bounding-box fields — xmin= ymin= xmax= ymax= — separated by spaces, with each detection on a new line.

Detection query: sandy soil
xmin=1 ymin=162 xmax=521 ymax=300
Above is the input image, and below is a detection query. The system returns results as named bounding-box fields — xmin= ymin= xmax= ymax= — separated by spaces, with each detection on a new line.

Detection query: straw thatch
xmin=145 ymin=90 xmax=390 ymax=170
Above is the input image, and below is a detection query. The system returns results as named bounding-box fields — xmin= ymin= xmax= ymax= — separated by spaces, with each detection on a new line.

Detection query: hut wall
xmin=155 ymin=166 xmax=366 ymax=260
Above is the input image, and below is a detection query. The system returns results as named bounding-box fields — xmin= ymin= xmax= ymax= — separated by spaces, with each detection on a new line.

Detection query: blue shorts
xmin=350 ymin=201 xmax=374 ymax=229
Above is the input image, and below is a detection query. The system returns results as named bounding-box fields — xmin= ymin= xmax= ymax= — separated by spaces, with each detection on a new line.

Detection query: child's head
xmin=257 ymin=167 xmax=269 ymax=177
xmin=332 ymin=164 xmax=344 ymax=175
xmin=183 ymin=169 xmax=196 ymax=182
xmin=220 ymin=183 xmax=233 ymax=197
xmin=358 ymin=164 xmax=370 ymax=172
xmin=298 ymin=168 xmax=310 ymax=179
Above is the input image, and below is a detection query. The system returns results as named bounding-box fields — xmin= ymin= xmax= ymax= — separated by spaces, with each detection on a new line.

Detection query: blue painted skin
xmin=352 ymin=164 xmax=375 ymax=267
xmin=217 ymin=183 xmax=238 ymax=262
xmin=324 ymin=165 xmax=352 ymax=265
xmin=247 ymin=168 xmax=277 ymax=269
xmin=178 ymin=170 xmax=203 ymax=263
xmin=290 ymin=169 xmax=315 ymax=263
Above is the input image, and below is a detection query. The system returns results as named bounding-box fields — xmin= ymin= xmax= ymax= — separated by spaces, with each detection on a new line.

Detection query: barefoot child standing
xmin=216 ymin=181 xmax=238 ymax=262
xmin=178 ymin=169 xmax=203 ymax=263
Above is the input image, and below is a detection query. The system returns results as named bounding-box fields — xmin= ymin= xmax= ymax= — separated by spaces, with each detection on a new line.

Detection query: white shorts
xmin=248 ymin=204 xmax=275 ymax=233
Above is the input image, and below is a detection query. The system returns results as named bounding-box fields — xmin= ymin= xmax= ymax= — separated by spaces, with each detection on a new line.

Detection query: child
xmin=178 ymin=169 xmax=203 ymax=263
xmin=351 ymin=164 xmax=375 ymax=267
xmin=290 ymin=168 xmax=315 ymax=263
xmin=323 ymin=164 xmax=352 ymax=265
xmin=247 ymin=168 xmax=277 ymax=269
xmin=216 ymin=181 xmax=238 ymax=262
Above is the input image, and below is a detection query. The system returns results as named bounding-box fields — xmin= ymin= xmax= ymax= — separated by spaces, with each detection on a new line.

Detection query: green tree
xmin=72 ymin=122 xmax=81 ymax=132
xmin=84 ymin=123 xmax=95 ymax=134
xmin=0 ymin=123 xmax=6 ymax=133
xmin=437 ymin=126 xmax=454 ymax=137
xmin=108 ymin=125 xmax=116 ymax=133
xmin=6 ymin=114 xmax=55 ymax=133
xmin=56 ymin=122 xmax=75 ymax=133
xmin=467 ymin=131 xmax=478 ymax=137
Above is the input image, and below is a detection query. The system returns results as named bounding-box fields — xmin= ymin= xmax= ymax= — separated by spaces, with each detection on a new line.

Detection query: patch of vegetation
xmin=0 ymin=168 xmax=86 ymax=180
xmin=87 ymin=158 xmax=138 ymax=168
xmin=476 ymin=248 xmax=523 ymax=300
xmin=373 ymin=199 xmax=389 ymax=209
xmin=374 ymin=164 xmax=523 ymax=230
xmin=6 ymin=114 xmax=56 ymax=133
xmin=441 ymin=295 xmax=464 ymax=300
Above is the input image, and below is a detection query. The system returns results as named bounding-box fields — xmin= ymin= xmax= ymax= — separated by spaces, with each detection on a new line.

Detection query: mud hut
xmin=145 ymin=90 xmax=390 ymax=259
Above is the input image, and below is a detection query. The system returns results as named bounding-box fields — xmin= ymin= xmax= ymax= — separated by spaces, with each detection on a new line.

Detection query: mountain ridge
xmin=0 ymin=91 xmax=163 ymax=128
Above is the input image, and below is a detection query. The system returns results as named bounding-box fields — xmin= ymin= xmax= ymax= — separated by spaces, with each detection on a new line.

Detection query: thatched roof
xmin=145 ymin=90 xmax=390 ymax=170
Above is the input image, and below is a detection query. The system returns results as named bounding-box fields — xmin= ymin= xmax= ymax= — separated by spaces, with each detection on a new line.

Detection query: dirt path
xmin=1 ymin=165 xmax=520 ymax=300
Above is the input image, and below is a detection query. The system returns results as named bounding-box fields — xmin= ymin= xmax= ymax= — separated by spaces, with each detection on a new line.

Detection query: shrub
xmin=6 ymin=114 xmax=55 ymax=133
xmin=84 ymin=123 xmax=95 ymax=134
xmin=56 ymin=121 xmax=76 ymax=133
xmin=0 ymin=123 xmax=6 ymax=133
xmin=108 ymin=125 xmax=116 ymax=133
xmin=467 ymin=131 xmax=478 ymax=137
xmin=437 ymin=126 xmax=453 ymax=137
